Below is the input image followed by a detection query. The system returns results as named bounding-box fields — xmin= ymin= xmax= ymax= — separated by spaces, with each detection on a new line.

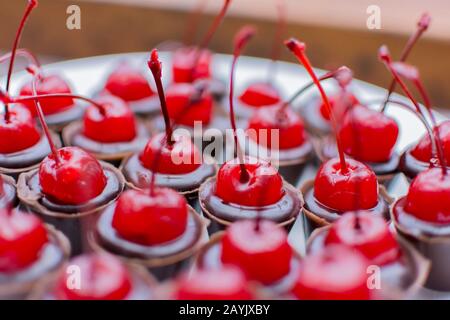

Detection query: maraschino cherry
xmin=292 ymin=244 xmax=371 ymax=300
xmin=286 ymin=38 xmax=379 ymax=212
xmin=55 ymin=254 xmax=132 ymax=300
xmin=411 ymin=121 xmax=450 ymax=164
xmin=214 ymin=26 xmax=284 ymax=207
xmin=0 ymin=207 xmax=48 ymax=272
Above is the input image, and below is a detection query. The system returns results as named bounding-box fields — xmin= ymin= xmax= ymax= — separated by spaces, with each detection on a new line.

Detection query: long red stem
xmin=4 ymin=0 xmax=38 ymax=122
xmin=285 ymin=38 xmax=348 ymax=173
xmin=267 ymin=0 xmax=286 ymax=81
xmin=183 ymin=0 xmax=209 ymax=46
xmin=199 ymin=0 xmax=232 ymax=50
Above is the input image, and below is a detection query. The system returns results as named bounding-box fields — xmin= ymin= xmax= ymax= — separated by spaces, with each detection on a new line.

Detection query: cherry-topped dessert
xmin=62 ymin=93 xmax=150 ymax=163
xmin=121 ymin=50 xmax=216 ymax=199
xmin=31 ymin=253 xmax=155 ymax=300
xmin=0 ymin=207 xmax=69 ymax=299
xmin=285 ymin=39 xmax=391 ymax=229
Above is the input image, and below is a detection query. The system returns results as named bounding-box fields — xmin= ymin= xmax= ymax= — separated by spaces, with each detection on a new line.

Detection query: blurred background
xmin=1 ymin=0 xmax=449 ymax=112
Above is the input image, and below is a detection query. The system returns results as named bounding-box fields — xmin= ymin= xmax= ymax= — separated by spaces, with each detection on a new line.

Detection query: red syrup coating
xmin=292 ymin=244 xmax=371 ymax=300
xmin=325 ymin=211 xmax=400 ymax=265
xmin=39 ymin=147 xmax=107 ymax=205
xmin=411 ymin=120 xmax=450 ymax=164
xmin=239 ymin=82 xmax=281 ymax=107
xmin=112 ymin=188 xmax=188 ymax=245
xmin=403 ymin=167 xmax=450 ymax=224
xmin=339 ymin=104 xmax=399 ymax=163
xmin=55 ymin=254 xmax=132 ymax=300
xmin=0 ymin=208 xmax=48 ymax=272
xmin=215 ymin=156 xmax=284 ymax=207
xmin=221 ymin=219 xmax=292 ymax=284
xmin=175 ymin=266 xmax=253 ymax=300
xmin=19 ymin=74 xmax=74 ymax=116
xmin=172 ymin=47 xmax=212 ymax=83
xmin=104 ymin=62 xmax=154 ymax=102
xmin=83 ymin=94 xmax=137 ymax=143
xmin=247 ymin=104 xmax=307 ymax=149
xmin=0 ymin=104 xmax=40 ymax=153
xmin=314 ymin=158 xmax=379 ymax=212
xmin=319 ymin=92 xmax=358 ymax=121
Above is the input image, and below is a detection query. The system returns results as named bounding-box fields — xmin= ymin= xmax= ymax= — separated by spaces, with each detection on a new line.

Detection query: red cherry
xmin=175 ymin=266 xmax=253 ymax=300
xmin=221 ymin=220 xmax=292 ymax=284
xmin=314 ymin=158 xmax=379 ymax=212
xmin=0 ymin=104 xmax=40 ymax=153
xmin=172 ymin=47 xmax=212 ymax=83
xmin=319 ymin=92 xmax=358 ymax=121
xmin=55 ymin=254 xmax=132 ymax=300
xmin=19 ymin=74 xmax=74 ymax=115
xmin=325 ymin=211 xmax=400 ymax=265
xmin=239 ymin=82 xmax=281 ymax=107
xmin=39 ymin=146 xmax=107 ymax=205
xmin=292 ymin=244 xmax=371 ymax=300
xmin=215 ymin=156 xmax=284 ymax=207
xmin=82 ymin=94 xmax=137 ymax=143
xmin=0 ymin=208 xmax=48 ymax=272
xmin=112 ymin=188 xmax=188 ymax=245
xmin=403 ymin=167 xmax=450 ymax=224
xmin=247 ymin=105 xmax=307 ymax=149
xmin=339 ymin=105 xmax=399 ymax=162
xmin=104 ymin=63 xmax=154 ymax=102
xmin=165 ymin=83 xmax=213 ymax=126
xmin=411 ymin=120 xmax=450 ymax=164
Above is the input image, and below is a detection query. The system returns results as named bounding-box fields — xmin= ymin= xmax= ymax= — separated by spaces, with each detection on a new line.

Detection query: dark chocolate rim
xmin=306 ymin=225 xmax=430 ymax=299
xmin=45 ymin=103 xmax=85 ymax=132
xmin=120 ymin=155 xmax=218 ymax=197
xmin=0 ymin=224 xmax=71 ymax=299
xmin=61 ymin=120 xmax=151 ymax=162
xmin=88 ymin=205 xmax=209 ymax=268
xmin=17 ymin=161 xmax=125 ymax=219
xmin=300 ymin=179 xmax=394 ymax=227
xmin=28 ymin=260 xmax=157 ymax=300
xmin=0 ymin=130 xmax=62 ymax=177
xmin=198 ymin=177 xmax=303 ymax=228
xmin=0 ymin=174 xmax=17 ymax=204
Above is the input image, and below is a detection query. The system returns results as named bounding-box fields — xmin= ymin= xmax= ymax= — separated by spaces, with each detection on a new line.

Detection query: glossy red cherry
xmin=215 ymin=156 xmax=284 ymax=207
xmin=292 ymin=244 xmax=371 ymax=300
xmin=314 ymin=158 xmax=379 ymax=212
xmin=0 ymin=104 xmax=40 ymax=153
xmin=112 ymin=188 xmax=188 ymax=245
xmin=19 ymin=74 xmax=74 ymax=115
xmin=403 ymin=167 xmax=450 ymax=224
xmin=339 ymin=104 xmax=399 ymax=162
xmin=172 ymin=47 xmax=212 ymax=83
xmin=411 ymin=120 xmax=450 ymax=164
xmin=175 ymin=266 xmax=253 ymax=300
xmin=0 ymin=208 xmax=48 ymax=272
xmin=104 ymin=62 xmax=154 ymax=102
xmin=82 ymin=94 xmax=137 ymax=143
xmin=221 ymin=220 xmax=292 ymax=284
xmin=39 ymin=146 xmax=107 ymax=205
xmin=319 ymin=92 xmax=358 ymax=121
xmin=247 ymin=105 xmax=307 ymax=149
xmin=139 ymin=132 xmax=201 ymax=174
xmin=239 ymin=82 xmax=281 ymax=107
xmin=55 ymin=254 xmax=132 ymax=300
xmin=165 ymin=83 xmax=213 ymax=126
xmin=325 ymin=211 xmax=400 ymax=265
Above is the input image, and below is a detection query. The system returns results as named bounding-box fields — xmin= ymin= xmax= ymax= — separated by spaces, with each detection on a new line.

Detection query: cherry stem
xmin=381 ymin=13 xmax=430 ymax=112
xmin=230 ymin=26 xmax=256 ymax=182
xmin=285 ymin=38 xmax=348 ymax=173
xmin=4 ymin=0 xmax=38 ymax=122
xmin=183 ymin=0 xmax=209 ymax=46
xmin=148 ymin=49 xmax=174 ymax=145
xmin=199 ymin=0 xmax=231 ymax=50
xmin=354 ymin=212 xmax=361 ymax=230
xmin=267 ymin=0 xmax=286 ymax=81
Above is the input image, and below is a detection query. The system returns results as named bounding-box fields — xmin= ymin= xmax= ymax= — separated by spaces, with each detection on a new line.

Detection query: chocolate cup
xmin=301 ymin=179 xmax=393 ymax=235
xmin=398 ymin=146 xmax=448 ymax=181
xmin=89 ymin=204 xmax=209 ymax=281
xmin=62 ymin=120 xmax=150 ymax=165
xmin=0 ymin=224 xmax=70 ymax=300
xmin=29 ymin=260 xmax=157 ymax=300
xmin=44 ymin=104 xmax=84 ymax=133
xmin=391 ymin=197 xmax=450 ymax=291
xmin=306 ymin=226 xmax=430 ymax=299
xmin=0 ymin=130 xmax=62 ymax=179
xmin=0 ymin=174 xmax=17 ymax=207
xmin=17 ymin=162 xmax=125 ymax=256
xmin=312 ymin=135 xmax=400 ymax=187
xmin=195 ymin=232 xmax=302 ymax=297
xmin=198 ymin=177 xmax=303 ymax=234
xmin=298 ymin=97 xmax=331 ymax=137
